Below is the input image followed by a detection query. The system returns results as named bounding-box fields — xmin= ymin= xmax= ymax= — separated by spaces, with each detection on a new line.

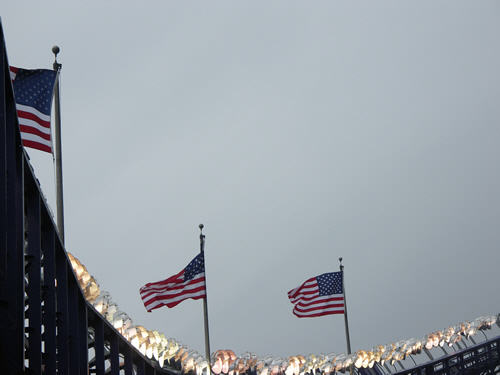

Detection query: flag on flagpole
xmin=140 ymin=252 xmax=206 ymax=312
xmin=287 ymin=271 xmax=345 ymax=318
xmin=9 ymin=66 xmax=57 ymax=153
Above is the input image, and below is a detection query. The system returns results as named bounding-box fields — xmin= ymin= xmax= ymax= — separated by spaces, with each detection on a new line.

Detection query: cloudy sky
xmin=2 ymin=1 xmax=500 ymax=359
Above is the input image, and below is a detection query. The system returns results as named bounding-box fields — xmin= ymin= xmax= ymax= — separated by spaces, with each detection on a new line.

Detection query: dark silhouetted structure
xmin=0 ymin=20 xmax=173 ymax=375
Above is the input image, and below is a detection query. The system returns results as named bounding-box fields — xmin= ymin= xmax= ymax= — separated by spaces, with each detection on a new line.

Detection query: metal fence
xmin=0 ymin=21 xmax=173 ymax=375
xmin=392 ymin=337 xmax=500 ymax=375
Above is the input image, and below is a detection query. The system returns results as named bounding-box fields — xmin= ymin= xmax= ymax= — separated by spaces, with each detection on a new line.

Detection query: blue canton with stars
xmin=316 ymin=272 xmax=343 ymax=296
xmin=12 ymin=69 xmax=57 ymax=115
xmin=184 ymin=252 xmax=205 ymax=281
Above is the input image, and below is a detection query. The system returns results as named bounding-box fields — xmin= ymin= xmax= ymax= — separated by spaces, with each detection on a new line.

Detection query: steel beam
xmin=25 ymin=173 xmax=41 ymax=374
xmin=110 ymin=334 xmax=120 ymax=375
xmin=56 ymin=246 xmax=69 ymax=374
xmin=41 ymin=222 xmax=56 ymax=374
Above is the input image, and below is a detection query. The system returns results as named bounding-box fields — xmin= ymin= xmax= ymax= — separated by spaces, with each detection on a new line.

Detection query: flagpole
xmin=199 ymin=224 xmax=212 ymax=373
xmin=339 ymin=257 xmax=352 ymax=373
xmin=52 ymin=46 xmax=64 ymax=244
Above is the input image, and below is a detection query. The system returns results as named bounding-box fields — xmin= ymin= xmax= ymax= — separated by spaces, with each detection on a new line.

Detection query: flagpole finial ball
xmin=52 ymin=46 xmax=60 ymax=56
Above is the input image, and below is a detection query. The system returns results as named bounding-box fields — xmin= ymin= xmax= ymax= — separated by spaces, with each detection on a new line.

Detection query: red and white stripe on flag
xmin=10 ymin=66 xmax=54 ymax=153
xmin=140 ymin=252 xmax=206 ymax=312
xmin=287 ymin=272 xmax=345 ymax=318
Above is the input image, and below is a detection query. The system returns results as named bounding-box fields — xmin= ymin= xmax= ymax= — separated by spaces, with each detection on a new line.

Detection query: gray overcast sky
xmin=2 ymin=1 xmax=500 ymax=359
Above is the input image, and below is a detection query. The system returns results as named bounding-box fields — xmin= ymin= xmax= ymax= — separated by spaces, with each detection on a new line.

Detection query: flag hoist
xmin=139 ymin=225 xmax=212 ymax=370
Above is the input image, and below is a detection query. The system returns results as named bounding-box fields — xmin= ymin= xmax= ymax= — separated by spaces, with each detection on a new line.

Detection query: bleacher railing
xmin=393 ymin=336 xmax=499 ymax=375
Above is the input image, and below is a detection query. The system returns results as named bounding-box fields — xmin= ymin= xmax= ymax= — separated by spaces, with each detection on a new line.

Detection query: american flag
xmin=9 ymin=66 xmax=57 ymax=153
xmin=287 ymin=271 xmax=345 ymax=318
xmin=140 ymin=252 xmax=206 ymax=312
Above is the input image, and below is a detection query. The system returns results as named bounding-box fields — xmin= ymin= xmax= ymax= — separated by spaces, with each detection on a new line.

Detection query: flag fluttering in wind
xmin=288 ymin=271 xmax=345 ymax=318
xmin=9 ymin=66 xmax=57 ymax=153
xmin=140 ymin=252 xmax=206 ymax=312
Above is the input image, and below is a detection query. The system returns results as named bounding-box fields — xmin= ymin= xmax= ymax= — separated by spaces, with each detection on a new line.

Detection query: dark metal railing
xmin=0 ymin=20 xmax=173 ymax=375
xmin=392 ymin=336 xmax=500 ymax=375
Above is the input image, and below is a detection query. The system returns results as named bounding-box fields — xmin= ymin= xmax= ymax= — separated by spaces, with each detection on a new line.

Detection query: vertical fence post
xmin=124 ymin=346 xmax=134 ymax=375
xmin=5 ymin=81 xmax=25 ymax=374
xmin=79 ymin=297 xmax=88 ymax=375
xmin=136 ymin=359 xmax=146 ymax=375
xmin=56 ymin=247 xmax=69 ymax=374
xmin=69 ymin=278 xmax=81 ymax=374
xmin=25 ymin=173 xmax=41 ymax=373
xmin=41 ymin=222 xmax=56 ymax=374
xmin=110 ymin=334 xmax=120 ymax=375
xmin=94 ymin=318 xmax=105 ymax=375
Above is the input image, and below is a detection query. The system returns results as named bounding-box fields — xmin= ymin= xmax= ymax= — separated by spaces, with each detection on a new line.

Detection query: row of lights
xmin=68 ymin=253 xmax=194 ymax=370
xmin=67 ymin=252 xmax=499 ymax=374
xmin=207 ymin=315 xmax=498 ymax=374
